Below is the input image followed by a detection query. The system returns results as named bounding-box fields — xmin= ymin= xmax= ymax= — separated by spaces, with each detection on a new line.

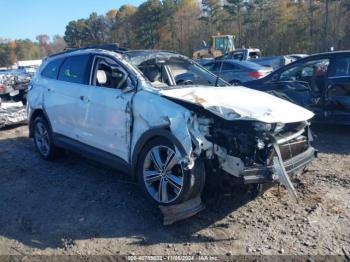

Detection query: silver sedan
xmin=201 ymin=59 xmax=272 ymax=85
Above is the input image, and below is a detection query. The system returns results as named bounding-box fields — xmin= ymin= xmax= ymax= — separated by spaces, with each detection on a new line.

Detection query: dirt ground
xmin=0 ymin=124 xmax=349 ymax=257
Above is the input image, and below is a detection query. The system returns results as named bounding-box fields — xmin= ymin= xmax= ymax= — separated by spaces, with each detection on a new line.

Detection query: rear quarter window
xmin=222 ymin=62 xmax=239 ymax=70
xmin=41 ymin=57 xmax=64 ymax=79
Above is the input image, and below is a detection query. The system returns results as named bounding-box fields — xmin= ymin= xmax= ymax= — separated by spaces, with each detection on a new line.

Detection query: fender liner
xmin=131 ymin=126 xmax=188 ymax=178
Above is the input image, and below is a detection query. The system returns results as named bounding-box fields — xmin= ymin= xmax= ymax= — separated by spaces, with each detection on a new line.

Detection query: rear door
xmin=43 ymin=54 xmax=92 ymax=139
xmin=325 ymin=56 xmax=350 ymax=123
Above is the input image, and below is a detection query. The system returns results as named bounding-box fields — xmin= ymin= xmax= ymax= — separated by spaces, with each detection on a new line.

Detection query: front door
xmin=275 ymin=58 xmax=330 ymax=120
xmin=80 ymin=55 xmax=134 ymax=162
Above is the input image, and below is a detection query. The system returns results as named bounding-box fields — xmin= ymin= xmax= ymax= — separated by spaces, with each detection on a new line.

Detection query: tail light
xmin=248 ymin=71 xmax=265 ymax=78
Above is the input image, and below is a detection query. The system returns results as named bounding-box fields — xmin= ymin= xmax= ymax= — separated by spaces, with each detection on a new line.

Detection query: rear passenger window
xmin=41 ymin=58 xmax=64 ymax=79
xmin=58 ymin=55 xmax=91 ymax=84
xmin=222 ymin=62 xmax=238 ymax=71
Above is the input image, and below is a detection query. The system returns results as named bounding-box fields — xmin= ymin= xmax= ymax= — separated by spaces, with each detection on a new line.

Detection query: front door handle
xmin=80 ymin=96 xmax=89 ymax=103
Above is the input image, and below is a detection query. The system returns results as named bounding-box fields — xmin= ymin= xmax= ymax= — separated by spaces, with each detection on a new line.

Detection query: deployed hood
xmin=160 ymin=86 xmax=314 ymax=124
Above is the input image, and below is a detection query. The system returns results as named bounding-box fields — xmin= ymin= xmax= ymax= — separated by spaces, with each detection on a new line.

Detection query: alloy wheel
xmin=34 ymin=122 xmax=50 ymax=157
xmin=143 ymin=145 xmax=184 ymax=204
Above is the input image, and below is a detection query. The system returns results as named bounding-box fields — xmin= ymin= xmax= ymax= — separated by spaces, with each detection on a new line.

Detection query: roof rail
xmin=48 ymin=43 xmax=128 ymax=58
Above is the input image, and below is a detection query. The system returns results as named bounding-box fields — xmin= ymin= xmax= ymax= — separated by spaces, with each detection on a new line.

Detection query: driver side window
xmin=93 ymin=57 xmax=128 ymax=89
xmin=279 ymin=59 xmax=329 ymax=81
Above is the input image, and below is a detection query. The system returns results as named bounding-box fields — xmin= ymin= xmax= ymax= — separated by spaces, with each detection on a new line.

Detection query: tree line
xmin=0 ymin=35 xmax=66 ymax=67
xmin=1 ymin=0 xmax=349 ymax=67
xmin=64 ymin=0 xmax=350 ymax=56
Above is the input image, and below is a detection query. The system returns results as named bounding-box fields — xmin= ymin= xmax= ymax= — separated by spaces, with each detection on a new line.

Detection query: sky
xmin=0 ymin=0 xmax=144 ymax=41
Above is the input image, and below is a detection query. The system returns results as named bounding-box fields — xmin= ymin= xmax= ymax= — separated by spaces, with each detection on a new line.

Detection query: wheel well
xmin=131 ymin=128 xmax=187 ymax=179
xmin=29 ymin=109 xmax=47 ymax=137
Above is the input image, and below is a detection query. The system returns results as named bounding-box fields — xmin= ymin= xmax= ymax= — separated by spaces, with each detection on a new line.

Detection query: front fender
xmin=131 ymin=127 xmax=188 ymax=177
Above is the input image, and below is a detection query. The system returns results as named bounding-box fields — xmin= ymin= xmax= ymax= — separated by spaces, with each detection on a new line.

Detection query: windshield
xmin=125 ymin=52 xmax=228 ymax=89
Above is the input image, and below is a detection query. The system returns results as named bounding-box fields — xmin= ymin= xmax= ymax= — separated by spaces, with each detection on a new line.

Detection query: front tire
xmin=33 ymin=117 xmax=60 ymax=160
xmin=137 ymin=137 xmax=205 ymax=206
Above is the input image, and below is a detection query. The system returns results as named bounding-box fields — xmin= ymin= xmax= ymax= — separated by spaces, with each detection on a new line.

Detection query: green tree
xmin=64 ymin=19 xmax=89 ymax=47
xmin=134 ymin=0 xmax=164 ymax=48
xmin=111 ymin=5 xmax=138 ymax=48
xmin=0 ymin=44 xmax=15 ymax=67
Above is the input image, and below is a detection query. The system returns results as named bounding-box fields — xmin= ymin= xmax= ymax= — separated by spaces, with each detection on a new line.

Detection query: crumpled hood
xmin=160 ymin=86 xmax=314 ymax=124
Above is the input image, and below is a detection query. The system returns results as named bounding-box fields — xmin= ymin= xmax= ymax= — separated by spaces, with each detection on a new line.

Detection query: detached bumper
xmin=242 ymin=146 xmax=317 ymax=184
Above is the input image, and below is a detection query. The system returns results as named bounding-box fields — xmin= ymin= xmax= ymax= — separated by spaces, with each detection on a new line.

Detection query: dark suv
xmin=244 ymin=51 xmax=350 ymax=125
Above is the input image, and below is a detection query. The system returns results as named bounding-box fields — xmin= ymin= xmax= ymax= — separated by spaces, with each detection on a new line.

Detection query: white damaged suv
xmin=27 ymin=47 xmax=316 ymax=207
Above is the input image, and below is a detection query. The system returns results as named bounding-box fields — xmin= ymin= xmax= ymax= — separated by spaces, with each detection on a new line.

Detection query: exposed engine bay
xmin=184 ymin=107 xmax=315 ymax=198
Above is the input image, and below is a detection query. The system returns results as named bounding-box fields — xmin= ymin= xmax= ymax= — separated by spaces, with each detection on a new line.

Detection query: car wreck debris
xmin=271 ymin=139 xmax=298 ymax=200
xmin=0 ymin=73 xmax=31 ymax=104
xmin=0 ymin=100 xmax=27 ymax=128
xmin=159 ymin=196 xmax=205 ymax=225
xmin=0 ymin=69 xmax=33 ymax=128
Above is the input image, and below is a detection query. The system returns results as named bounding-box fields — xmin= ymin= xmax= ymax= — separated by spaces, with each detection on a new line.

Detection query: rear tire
xmin=136 ymin=137 xmax=205 ymax=206
xmin=33 ymin=116 xmax=60 ymax=160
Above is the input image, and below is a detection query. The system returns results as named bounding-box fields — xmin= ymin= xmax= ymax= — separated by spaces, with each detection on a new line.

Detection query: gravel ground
xmin=0 ymin=124 xmax=349 ymax=257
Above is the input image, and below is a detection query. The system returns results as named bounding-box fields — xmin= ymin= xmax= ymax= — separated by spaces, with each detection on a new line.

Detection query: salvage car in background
xmin=244 ymin=51 xmax=350 ymax=125
xmin=0 ymin=70 xmax=32 ymax=104
xmin=0 ymin=69 xmax=33 ymax=128
xmin=219 ymin=48 xmax=295 ymax=70
xmin=200 ymin=59 xmax=272 ymax=85
xmin=28 ymin=46 xmax=316 ymax=215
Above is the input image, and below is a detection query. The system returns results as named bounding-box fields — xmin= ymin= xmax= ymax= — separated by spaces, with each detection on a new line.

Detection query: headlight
xmin=253 ymin=122 xmax=273 ymax=132
xmin=275 ymin=122 xmax=285 ymax=133
xmin=253 ymin=122 xmax=285 ymax=133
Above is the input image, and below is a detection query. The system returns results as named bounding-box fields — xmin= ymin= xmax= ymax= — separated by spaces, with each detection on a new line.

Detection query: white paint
xmin=160 ymin=86 xmax=314 ymax=124
xmin=131 ymin=90 xmax=194 ymax=160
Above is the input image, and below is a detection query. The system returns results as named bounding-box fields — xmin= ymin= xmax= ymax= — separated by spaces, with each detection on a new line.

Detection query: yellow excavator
xmin=193 ymin=34 xmax=235 ymax=59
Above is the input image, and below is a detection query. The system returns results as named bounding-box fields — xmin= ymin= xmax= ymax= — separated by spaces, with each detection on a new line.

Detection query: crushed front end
xmin=189 ymin=115 xmax=317 ymax=197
